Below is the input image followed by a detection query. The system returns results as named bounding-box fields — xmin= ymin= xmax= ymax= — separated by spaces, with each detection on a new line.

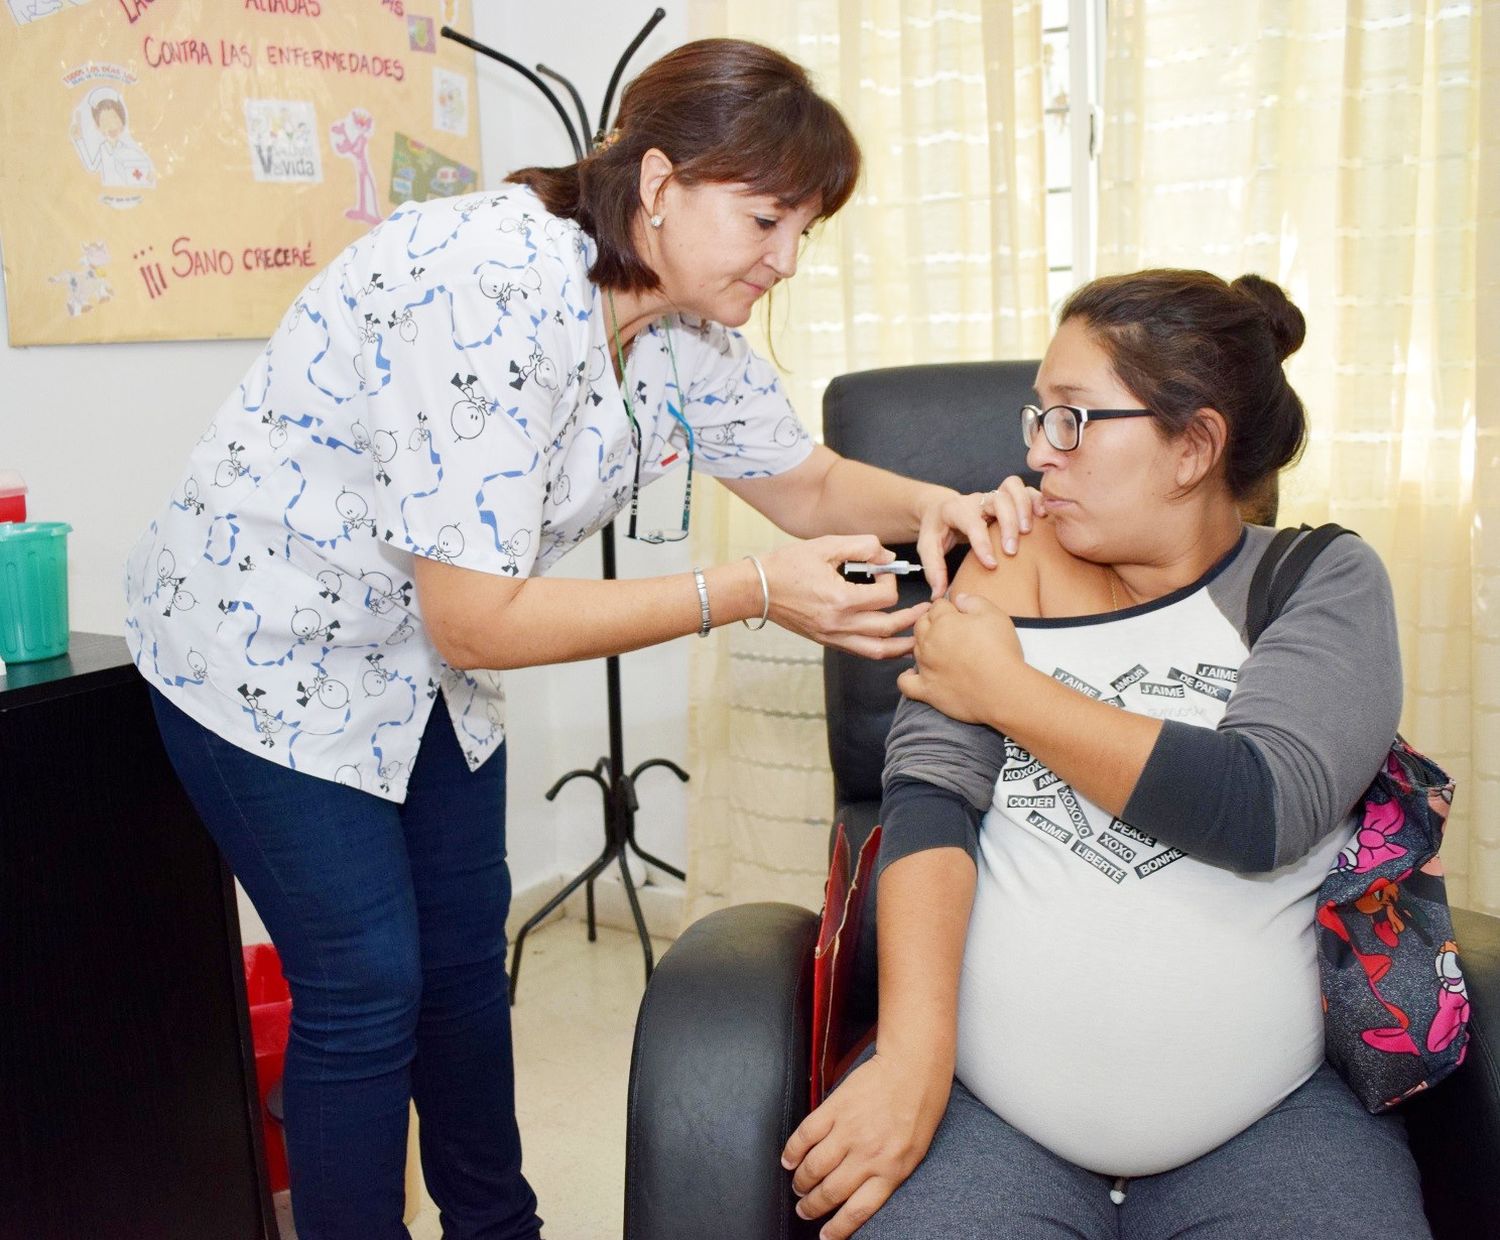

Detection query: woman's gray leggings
xmin=843 ymin=1056 xmax=1431 ymax=1239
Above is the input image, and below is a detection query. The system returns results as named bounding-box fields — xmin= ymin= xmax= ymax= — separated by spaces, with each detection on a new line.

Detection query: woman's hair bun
xmin=1230 ymin=274 xmax=1306 ymax=362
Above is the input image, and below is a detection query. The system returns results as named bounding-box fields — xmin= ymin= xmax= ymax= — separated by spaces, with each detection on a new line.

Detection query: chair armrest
xmin=1403 ymin=905 xmax=1500 ymax=1239
xmin=624 ymin=903 xmax=822 ymax=1240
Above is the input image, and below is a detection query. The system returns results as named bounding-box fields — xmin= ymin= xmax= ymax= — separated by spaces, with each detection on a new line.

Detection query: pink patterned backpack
xmin=1250 ymin=524 xmax=1468 ymax=1112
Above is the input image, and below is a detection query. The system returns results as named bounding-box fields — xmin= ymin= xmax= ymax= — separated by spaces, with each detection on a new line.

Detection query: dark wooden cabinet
xmin=0 ymin=634 xmax=275 ymax=1240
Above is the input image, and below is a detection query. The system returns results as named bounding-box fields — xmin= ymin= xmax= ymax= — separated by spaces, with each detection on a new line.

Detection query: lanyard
xmin=607 ymin=290 xmax=695 ymax=542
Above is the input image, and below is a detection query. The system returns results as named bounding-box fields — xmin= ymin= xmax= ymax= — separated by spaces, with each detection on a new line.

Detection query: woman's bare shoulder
xmin=949 ymin=521 xmax=1049 ymax=617
xmin=951 ymin=519 xmax=1109 ymax=619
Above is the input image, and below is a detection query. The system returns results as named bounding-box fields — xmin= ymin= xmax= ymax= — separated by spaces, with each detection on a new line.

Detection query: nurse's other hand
xmin=980 ymin=476 xmax=1046 ymax=556
xmin=760 ymin=535 xmax=931 ymax=660
xmin=914 ymin=489 xmax=996 ymax=600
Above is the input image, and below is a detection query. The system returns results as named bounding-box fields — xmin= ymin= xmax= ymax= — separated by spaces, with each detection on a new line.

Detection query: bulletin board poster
xmin=0 ymin=0 xmax=482 ymax=345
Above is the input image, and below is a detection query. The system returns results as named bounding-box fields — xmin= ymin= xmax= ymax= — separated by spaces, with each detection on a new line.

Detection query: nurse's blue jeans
xmin=149 ymin=686 xmax=542 ymax=1240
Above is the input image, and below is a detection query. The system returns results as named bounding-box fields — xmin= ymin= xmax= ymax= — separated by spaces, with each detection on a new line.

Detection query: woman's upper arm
xmin=1122 ymin=535 xmax=1401 ymax=870
xmin=1223 ymin=535 xmax=1401 ymax=858
xmin=948 ymin=520 xmax=1044 ymax=613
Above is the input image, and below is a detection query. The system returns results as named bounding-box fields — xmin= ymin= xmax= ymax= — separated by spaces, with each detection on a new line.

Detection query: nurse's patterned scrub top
xmin=125 ymin=186 xmax=814 ymax=801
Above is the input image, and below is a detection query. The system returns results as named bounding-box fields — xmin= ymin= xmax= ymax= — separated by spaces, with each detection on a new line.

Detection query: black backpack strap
xmin=1245 ymin=526 xmax=1303 ymax=647
xmin=1247 ymin=523 xmax=1357 ymax=648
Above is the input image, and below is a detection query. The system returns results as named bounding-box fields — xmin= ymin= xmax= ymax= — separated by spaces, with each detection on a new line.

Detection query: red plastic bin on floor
xmin=243 ymin=944 xmax=293 ymax=1193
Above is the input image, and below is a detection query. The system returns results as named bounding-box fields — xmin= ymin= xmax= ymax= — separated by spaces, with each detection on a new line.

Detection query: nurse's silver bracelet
xmin=743 ymin=555 xmax=770 ymax=630
xmin=692 ymin=567 xmax=711 ymax=637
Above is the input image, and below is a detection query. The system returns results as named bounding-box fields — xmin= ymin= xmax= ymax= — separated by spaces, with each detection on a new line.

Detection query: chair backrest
xmin=821 ymin=361 xmax=1041 ymax=818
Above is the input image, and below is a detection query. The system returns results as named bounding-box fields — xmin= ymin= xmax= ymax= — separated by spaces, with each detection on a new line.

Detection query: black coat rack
xmin=441 ymin=11 xmax=687 ymax=1004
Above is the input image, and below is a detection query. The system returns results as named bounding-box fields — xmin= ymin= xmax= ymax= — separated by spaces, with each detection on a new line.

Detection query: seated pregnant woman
xmin=779 ymin=270 xmax=1432 ymax=1240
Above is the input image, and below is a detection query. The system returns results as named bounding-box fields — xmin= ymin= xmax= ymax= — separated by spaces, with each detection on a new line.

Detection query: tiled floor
xmin=275 ymin=917 xmax=668 ymax=1240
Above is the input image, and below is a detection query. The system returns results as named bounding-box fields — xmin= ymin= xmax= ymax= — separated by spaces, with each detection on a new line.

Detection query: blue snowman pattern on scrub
xmin=125 ymin=186 xmax=813 ymax=801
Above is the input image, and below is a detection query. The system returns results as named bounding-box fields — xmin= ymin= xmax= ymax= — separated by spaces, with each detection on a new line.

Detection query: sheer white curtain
xmin=1098 ymin=0 xmax=1496 ymax=913
xmin=682 ymin=0 xmax=1049 ymax=920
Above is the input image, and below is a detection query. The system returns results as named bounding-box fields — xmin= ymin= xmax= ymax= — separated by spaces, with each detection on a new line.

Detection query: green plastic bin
xmin=0 ymin=522 xmax=72 ymax=664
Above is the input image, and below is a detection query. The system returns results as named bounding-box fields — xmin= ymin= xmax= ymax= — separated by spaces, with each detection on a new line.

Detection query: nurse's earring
xmin=649 ymin=214 xmax=664 ymax=229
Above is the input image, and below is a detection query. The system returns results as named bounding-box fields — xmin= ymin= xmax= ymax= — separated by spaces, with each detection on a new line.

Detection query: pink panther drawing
xmin=331 ymin=109 xmax=381 ymax=225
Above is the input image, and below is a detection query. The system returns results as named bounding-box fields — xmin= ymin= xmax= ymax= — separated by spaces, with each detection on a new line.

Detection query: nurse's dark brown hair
xmin=508 ymin=38 xmax=861 ymax=293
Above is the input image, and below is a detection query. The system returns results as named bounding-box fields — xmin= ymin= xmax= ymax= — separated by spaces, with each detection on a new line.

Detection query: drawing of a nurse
xmin=70 ymin=86 xmax=156 ymax=201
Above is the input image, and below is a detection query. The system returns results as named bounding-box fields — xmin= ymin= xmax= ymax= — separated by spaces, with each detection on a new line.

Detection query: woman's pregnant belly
xmin=953 ymin=820 xmax=1347 ymax=1176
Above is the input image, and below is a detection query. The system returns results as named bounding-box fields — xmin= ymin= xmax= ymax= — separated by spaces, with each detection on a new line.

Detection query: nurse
xmin=124 ymin=37 xmax=1004 ymax=1240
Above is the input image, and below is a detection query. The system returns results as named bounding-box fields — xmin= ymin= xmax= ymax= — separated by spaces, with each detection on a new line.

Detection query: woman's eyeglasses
xmin=1020 ymin=404 xmax=1154 ymax=452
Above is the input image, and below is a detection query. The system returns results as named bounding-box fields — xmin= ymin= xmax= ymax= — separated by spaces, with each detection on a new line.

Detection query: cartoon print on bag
xmin=1362 ymin=1003 xmax=1419 ymax=1056
xmin=1336 ymin=797 xmax=1408 ymax=874
xmin=1428 ymin=942 xmax=1470 ymax=1054
xmin=1354 ymin=875 xmax=1409 ymax=949
xmin=1315 ymin=900 xmax=1417 ymax=1055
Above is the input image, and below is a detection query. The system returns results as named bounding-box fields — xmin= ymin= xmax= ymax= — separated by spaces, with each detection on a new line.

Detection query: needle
xmin=842 ymin=561 xmax=921 ymax=576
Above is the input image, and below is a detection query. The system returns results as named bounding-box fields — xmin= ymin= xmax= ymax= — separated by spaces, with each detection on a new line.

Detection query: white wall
xmin=0 ymin=1 xmax=692 ymax=940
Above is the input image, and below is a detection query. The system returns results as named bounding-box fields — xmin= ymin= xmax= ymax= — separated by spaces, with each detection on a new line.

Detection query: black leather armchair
xmin=623 ymin=362 xmax=1500 ymax=1240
